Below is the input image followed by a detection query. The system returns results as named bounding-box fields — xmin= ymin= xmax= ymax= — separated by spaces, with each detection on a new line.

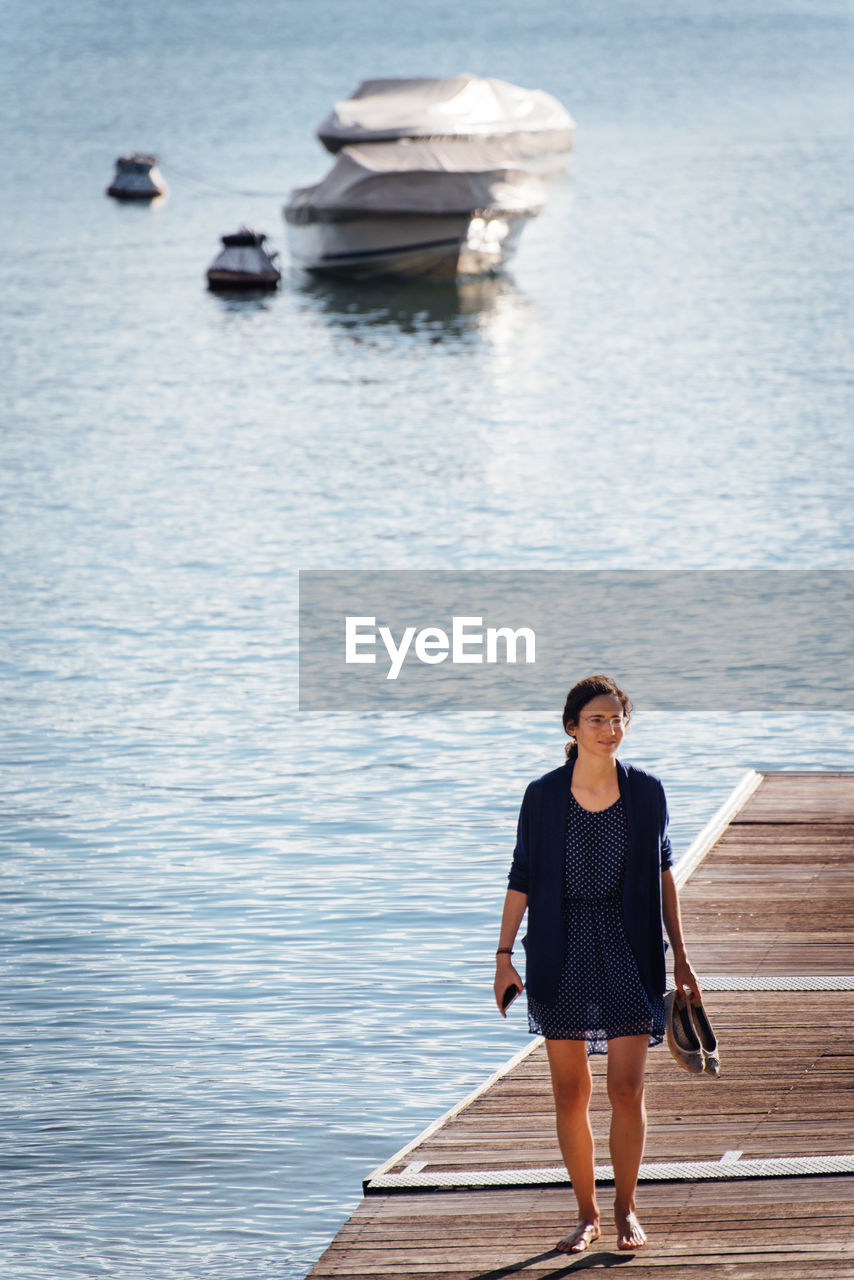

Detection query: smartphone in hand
xmin=502 ymin=983 xmax=522 ymax=1012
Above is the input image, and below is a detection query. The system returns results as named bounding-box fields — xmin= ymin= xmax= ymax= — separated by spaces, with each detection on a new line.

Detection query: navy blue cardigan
xmin=507 ymin=758 xmax=673 ymax=1006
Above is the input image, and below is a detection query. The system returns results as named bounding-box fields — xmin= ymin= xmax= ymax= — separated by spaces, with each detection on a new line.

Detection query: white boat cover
xmin=207 ymin=245 xmax=279 ymax=278
xmin=317 ymin=75 xmax=574 ymax=153
xmin=285 ymin=141 xmax=546 ymax=221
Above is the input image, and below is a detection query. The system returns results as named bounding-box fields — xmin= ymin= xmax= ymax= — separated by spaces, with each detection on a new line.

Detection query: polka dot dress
xmin=527 ymin=792 xmax=666 ymax=1054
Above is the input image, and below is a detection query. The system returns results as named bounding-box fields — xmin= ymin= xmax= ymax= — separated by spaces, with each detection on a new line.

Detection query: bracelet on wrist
xmin=496 ymin=947 xmax=513 ymax=955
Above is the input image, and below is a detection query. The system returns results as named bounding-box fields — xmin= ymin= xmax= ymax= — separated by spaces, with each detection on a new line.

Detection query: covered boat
xmin=106 ymin=153 xmax=167 ymax=200
xmin=206 ymin=228 xmax=281 ymax=290
xmin=283 ymin=140 xmax=546 ymax=280
xmin=317 ymin=75 xmax=574 ymax=166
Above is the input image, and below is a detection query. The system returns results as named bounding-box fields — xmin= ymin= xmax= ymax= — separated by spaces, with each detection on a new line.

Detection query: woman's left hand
xmin=673 ymin=955 xmax=702 ymax=1003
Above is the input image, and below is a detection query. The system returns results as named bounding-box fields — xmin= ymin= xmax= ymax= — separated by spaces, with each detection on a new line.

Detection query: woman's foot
xmin=556 ymin=1220 xmax=601 ymax=1253
xmin=615 ymin=1208 xmax=646 ymax=1250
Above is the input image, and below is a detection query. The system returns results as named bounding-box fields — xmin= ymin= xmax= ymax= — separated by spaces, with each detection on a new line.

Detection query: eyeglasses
xmin=580 ymin=715 xmax=625 ymax=730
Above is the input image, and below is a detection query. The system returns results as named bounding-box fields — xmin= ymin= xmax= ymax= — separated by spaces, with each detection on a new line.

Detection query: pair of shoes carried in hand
xmin=664 ymin=988 xmax=720 ymax=1076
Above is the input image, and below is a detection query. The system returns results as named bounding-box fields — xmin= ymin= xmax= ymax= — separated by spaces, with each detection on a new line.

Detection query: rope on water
xmin=158 ymin=159 xmax=289 ymax=198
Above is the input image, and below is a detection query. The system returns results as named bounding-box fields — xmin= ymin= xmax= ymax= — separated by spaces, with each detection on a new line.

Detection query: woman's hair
xmin=562 ymin=675 xmax=633 ymax=760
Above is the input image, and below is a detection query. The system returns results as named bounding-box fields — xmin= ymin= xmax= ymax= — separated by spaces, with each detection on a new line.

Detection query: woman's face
xmin=566 ymin=693 xmax=626 ymax=759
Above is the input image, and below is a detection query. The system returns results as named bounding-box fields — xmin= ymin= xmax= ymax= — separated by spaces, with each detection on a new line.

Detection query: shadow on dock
xmin=470 ymin=1248 xmax=635 ymax=1276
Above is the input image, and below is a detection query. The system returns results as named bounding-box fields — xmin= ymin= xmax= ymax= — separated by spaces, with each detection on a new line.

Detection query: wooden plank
xmin=382 ymin=990 xmax=854 ymax=1175
xmin=731 ymin=773 xmax=854 ymax=822
xmin=309 ymin=1180 xmax=854 ymax=1277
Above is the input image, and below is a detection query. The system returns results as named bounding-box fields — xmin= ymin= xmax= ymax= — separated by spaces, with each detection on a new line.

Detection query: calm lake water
xmin=2 ymin=1 xmax=853 ymax=1276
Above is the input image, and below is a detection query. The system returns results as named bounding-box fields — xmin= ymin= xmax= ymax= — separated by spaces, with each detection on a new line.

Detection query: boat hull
xmin=206 ymin=269 xmax=280 ymax=289
xmin=284 ymin=211 xmax=529 ymax=280
xmin=106 ymin=180 xmax=165 ymax=199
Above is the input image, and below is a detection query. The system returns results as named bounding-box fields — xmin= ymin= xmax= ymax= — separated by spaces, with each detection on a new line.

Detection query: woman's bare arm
xmin=661 ymin=869 xmax=702 ymax=1001
xmin=493 ymin=888 xmax=527 ymax=1015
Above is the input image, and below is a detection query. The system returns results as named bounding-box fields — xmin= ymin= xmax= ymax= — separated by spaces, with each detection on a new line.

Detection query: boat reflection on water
xmin=294 ymin=271 xmax=518 ymax=339
xmin=207 ymin=286 xmax=279 ymax=314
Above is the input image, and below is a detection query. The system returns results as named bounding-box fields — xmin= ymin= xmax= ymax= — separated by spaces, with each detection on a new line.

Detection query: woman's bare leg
xmin=606 ymin=1034 xmax=649 ymax=1249
xmin=544 ymin=1039 xmax=600 ymax=1253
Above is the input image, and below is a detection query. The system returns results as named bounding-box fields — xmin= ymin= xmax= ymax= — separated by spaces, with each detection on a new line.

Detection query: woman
xmin=493 ymin=675 xmax=700 ymax=1254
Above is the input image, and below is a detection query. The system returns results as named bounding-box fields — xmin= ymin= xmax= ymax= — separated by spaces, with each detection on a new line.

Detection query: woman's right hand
xmin=493 ymin=960 xmax=523 ymax=1016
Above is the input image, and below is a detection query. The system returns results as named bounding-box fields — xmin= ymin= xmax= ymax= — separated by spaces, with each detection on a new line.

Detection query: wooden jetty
xmin=308 ymin=771 xmax=854 ymax=1278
